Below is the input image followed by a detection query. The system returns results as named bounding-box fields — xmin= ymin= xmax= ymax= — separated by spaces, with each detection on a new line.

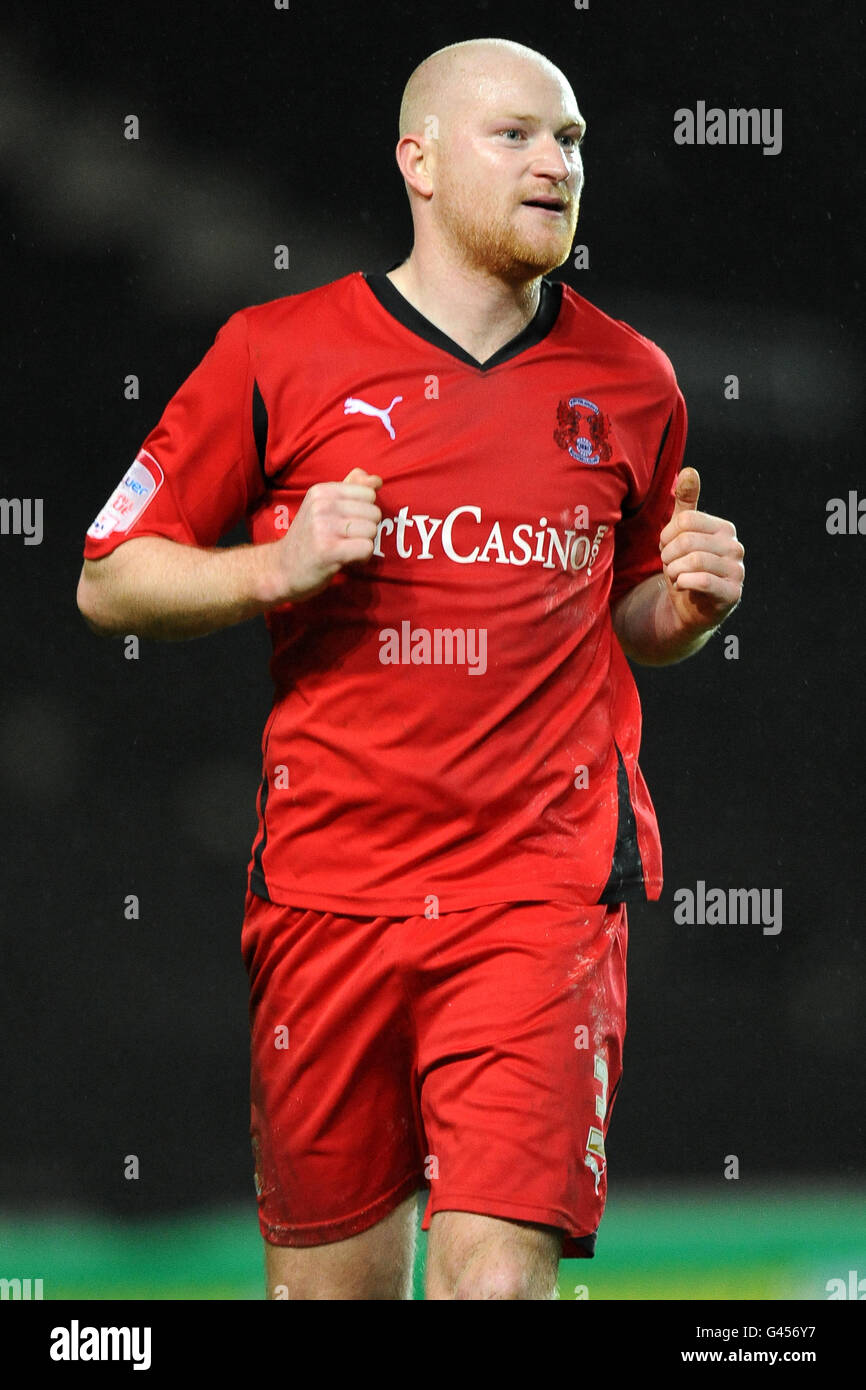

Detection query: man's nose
xmin=531 ymin=134 xmax=575 ymax=183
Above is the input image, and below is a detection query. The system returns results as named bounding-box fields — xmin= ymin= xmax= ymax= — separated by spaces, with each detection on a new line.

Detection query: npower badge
xmin=87 ymin=449 xmax=163 ymax=540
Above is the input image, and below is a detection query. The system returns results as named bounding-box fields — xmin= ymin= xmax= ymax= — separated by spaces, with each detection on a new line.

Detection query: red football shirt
xmin=84 ymin=272 xmax=687 ymax=914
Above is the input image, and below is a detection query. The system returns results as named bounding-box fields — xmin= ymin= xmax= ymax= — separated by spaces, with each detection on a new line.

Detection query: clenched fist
xmin=266 ymin=468 xmax=384 ymax=604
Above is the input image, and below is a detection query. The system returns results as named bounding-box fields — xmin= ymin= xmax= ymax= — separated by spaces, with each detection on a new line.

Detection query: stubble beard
xmin=435 ymin=186 xmax=578 ymax=283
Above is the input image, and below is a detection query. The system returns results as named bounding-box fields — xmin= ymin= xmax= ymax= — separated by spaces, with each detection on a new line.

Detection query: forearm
xmin=611 ymin=574 xmax=718 ymax=666
xmin=78 ymin=470 xmax=383 ymax=641
xmin=76 ymin=536 xmax=285 ymax=640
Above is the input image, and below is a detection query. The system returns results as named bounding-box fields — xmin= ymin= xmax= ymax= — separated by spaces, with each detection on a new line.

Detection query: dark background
xmin=1 ymin=0 xmax=862 ymax=1221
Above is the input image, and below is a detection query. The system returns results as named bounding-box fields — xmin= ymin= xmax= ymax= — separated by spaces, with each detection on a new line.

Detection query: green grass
xmin=1 ymin=1185 xmax=862 ymax=1300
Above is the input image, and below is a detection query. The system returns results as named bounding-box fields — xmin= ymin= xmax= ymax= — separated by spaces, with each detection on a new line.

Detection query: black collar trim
xmin=363 ymin=270 xmax=563 ymax=371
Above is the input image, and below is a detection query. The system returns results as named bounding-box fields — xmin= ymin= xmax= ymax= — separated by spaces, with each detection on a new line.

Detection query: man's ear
xmin=395 ymin=132 xmax=435 ymax=199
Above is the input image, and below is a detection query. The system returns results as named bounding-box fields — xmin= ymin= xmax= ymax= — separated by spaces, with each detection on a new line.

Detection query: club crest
xmin=554 ymin=396 xmax=612 ymax=466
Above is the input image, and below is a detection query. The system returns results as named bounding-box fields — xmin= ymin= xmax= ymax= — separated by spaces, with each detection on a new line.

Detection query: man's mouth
xmin=522 ymin=197 xmax=568 ymax=215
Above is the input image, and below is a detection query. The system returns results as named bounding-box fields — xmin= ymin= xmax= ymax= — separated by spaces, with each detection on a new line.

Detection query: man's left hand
xmin=659 ymin=467 xmax=745 ymax=634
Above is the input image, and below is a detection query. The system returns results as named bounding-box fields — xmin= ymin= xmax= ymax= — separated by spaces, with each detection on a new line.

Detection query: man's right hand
xmin=265 ymin=468 xmax=384 ymax=604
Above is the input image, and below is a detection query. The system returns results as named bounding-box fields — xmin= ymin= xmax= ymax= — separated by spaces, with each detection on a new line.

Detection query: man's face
xmin=430 ymin=59 xmax=585 ymax=281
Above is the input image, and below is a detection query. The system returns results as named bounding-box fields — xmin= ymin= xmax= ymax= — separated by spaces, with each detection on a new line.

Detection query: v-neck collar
xmin=362 ymin=269 xmax=563 ymax=371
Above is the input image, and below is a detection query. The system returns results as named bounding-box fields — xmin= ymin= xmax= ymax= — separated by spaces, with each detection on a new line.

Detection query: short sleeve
xmin=609 ymin=384 xmax=688 ymax=609
xmin=83 ymin=310 xmax=266 ymax=559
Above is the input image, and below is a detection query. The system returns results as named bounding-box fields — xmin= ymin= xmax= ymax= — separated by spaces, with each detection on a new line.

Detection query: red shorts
xmin=241 ymin=891 xmax=627 ymax=1259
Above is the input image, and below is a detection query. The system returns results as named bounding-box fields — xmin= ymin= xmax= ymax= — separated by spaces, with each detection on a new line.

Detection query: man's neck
xmin=386 ymin=246 xmax=543 ymax=365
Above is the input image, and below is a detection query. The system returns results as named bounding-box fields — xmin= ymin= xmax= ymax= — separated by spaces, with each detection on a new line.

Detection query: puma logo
xmin=584 ymin=1150 xmax=606 ymax=1196
xmin=343 ymin=395 xmax=403 ymax=440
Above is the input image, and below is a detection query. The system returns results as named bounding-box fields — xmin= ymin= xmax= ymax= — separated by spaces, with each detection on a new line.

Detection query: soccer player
xmin=77 ymin=37 xmax=745 ymax=1300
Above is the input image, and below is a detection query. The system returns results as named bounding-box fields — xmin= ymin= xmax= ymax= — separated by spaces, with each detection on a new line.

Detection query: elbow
xmin=76 ymin=571 xmax=123 ymax=637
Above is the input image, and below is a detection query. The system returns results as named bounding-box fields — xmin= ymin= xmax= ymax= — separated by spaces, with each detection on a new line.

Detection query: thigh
xmin=411 ymin=899 xmax=628 ymax=1260
xmin=242 ymin=891 xmax=426 ymax=1258
xmin=265 ymin=1192 xmax=419 ymax=1300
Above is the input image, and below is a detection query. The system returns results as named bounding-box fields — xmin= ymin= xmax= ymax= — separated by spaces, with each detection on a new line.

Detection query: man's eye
xmin=501 ymin=129 xmax=525 ymax=140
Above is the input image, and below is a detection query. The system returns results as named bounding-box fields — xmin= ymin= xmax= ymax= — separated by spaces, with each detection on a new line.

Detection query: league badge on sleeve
xmin=87 ymin=449 xmax=164 ymax=539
